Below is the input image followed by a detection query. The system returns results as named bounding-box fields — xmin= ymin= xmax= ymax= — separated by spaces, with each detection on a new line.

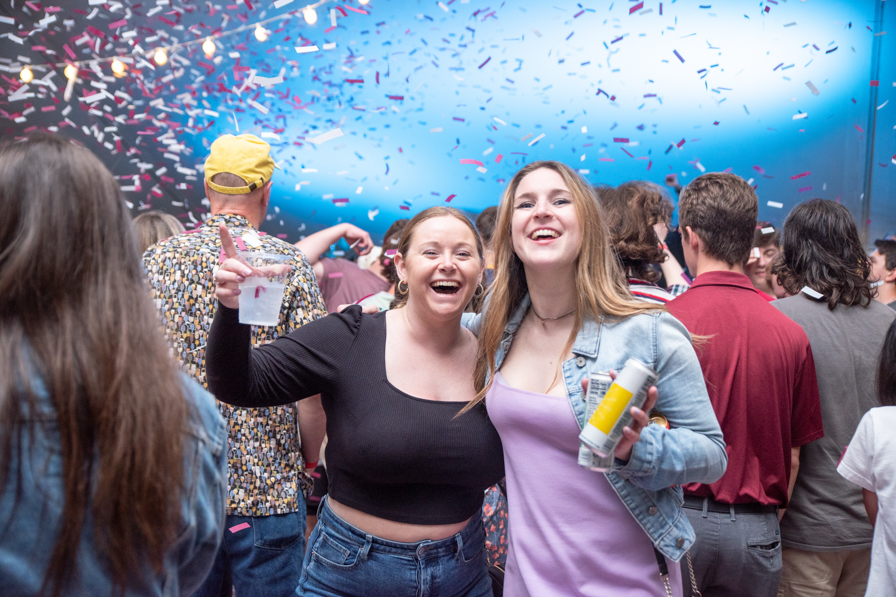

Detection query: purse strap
xmin=653 ymin=547 xmax=701 ymax=597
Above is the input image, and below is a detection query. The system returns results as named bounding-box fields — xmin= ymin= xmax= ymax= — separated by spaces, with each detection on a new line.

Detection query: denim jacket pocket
xmin=310 ymin=528 xmax=364 ymax=570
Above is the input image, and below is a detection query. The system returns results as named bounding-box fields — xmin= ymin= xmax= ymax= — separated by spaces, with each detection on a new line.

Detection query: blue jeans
xmin=297 ymin=496 xmax=493 ymax=597
xmin=192 ymin=509 xmax=307 ymax=597
xmin=682 ymin=503 xmax=782 ymax=597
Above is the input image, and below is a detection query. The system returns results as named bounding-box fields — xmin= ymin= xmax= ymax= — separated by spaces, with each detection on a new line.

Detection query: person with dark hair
xmin=745 ymin=221 xmax=780 ymax=300
xmin=132 ymin=210 xmax=186 ymax=253
xmin=0 ymin=133 xmax=226 ymax=596
xmin=837 ymin=318 xmax=896 ymax=596
xmin=870 ymin=239 xmax=896 ymax=310
xmin=143 ymin=133 xmax=327 ymax=597
xmin=476 ymin=206 xmax=498 ymax=286
xmin=598 ymin=180 xmax=688 ymax=304
xmin=666 ymin=173 xmax=823 ymax=597
xmin=771 ymin=198 xmax=896 ymax=597
xmin=207 ymin=206 xmax=503 ymax=597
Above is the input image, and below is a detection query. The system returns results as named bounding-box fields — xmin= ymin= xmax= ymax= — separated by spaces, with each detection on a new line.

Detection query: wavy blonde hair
xmin=468 ymin=161 xmax=663 ymax=408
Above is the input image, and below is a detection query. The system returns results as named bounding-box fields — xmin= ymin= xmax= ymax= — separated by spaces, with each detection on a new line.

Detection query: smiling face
xmin=510 ymin=167 xmax=583 ymax=273
xmin=394 ymin=215 xmax=482 ymax=319
xmin=745 ymin=243 xmax=779 ymax=290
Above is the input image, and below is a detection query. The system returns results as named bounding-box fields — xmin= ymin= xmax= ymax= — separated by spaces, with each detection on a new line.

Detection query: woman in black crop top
xmin=208 ymin=206 xmax=504 ymax=597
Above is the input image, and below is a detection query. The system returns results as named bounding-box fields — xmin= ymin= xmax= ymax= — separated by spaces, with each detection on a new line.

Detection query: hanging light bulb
xmin=254 ymin=24 xmax=268 ymax=41
xmin=64 ymin=64 xmax=78 ymax=80
xmin=111 ymin=58 xmax=126 ymax=75
xmin=358 ymin=0 xmax=369 ymax=4
xmin=153 ymin=48 xmax=168 ymax=65
xmin=303 ymin=6 xmax=318 ymax=24
xmin=202 ymin=37 xmax=216 ymax=57
xmin=20 ymin=66 xmax=33 ymax=83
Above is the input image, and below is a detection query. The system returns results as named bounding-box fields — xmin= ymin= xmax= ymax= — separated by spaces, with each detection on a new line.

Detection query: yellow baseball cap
xmin=204 ymin=133 xmax=280 ymax=195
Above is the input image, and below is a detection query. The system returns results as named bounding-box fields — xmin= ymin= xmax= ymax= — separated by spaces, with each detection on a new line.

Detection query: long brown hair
xmin=469 ymin=161 xmax=662 ymax=407
xmin=598 ymin=181 xmax=674 ymax=282
xmin=0 ymin=134 xmax=190 ymax=596
xmin=771 ymin=198 xmax=873 ymax=310
xmin=391 ymin=206 xmax=483 ymax=309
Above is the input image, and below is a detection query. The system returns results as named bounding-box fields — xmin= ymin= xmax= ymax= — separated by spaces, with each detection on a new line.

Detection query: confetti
xmin=793 ymin=113 xmax=808 ymax=120
xmin=805 ymin=81 xmax=820 ymax=95
xmin=790 ymin=171 xmax=811 ymax=180
xmin=760 ymin=227 xmax=775 ymax=234
xmin=801 ymin=286 xmax=824 ymax=299
xmin=767 ymin=201 xmax=784 ymax=208
xmin=528 ymin=134 xmax=545 ymax=147
xmin=295 ymin=45 xmax=320 ymax=53
xmin=308 ymin=128 xmax=344 ymax=144
xmin=229 ymin=523 xmax=251 ymax=533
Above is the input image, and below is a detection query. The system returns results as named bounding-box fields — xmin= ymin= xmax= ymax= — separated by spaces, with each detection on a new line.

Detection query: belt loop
xmin=701 ymin=497 xmax=709 ymax=519
xmin=360 ymin=534 xmax=373 ymax=561
xmin=729 ymin=505 xmax=736 ymax=522
xmin=455 ymin=530 xmax=465 ymax=558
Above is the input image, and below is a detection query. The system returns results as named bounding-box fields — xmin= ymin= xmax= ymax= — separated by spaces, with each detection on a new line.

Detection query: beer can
xmin=578 ymin=372 xmax=614 ymax=472
xmin=578 ymin=358 xmax=659 ymax=459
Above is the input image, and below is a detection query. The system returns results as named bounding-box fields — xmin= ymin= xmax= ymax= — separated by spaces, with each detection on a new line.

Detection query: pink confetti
xmin=870 ymin=80 xmax=880 ymax=87
xmin=328 ymin=272 xmax=344 ymax=278
xmin=445 ymin=194 xmax=456 ymax=202
xmin=629 ymin=2 xmax=644 ymax=14
xmin=798 ymin=186 xmax=812 ymax=192
xmin=790 ymin=171 xmax=811 ymax=180
xmin=345 ymin=5 xmax=368 ymax=14
xmin=108 ymin=19 xmax=127 ymax=29
xmin=495 ymin=154 xmax=503 ymax=163
xmin=460 ymin=159 xmax=484 ymax=166
xmin=673 ymin=50 xmax=685 ymax=63
xmin=345 ymin=79 xmax=364 ymax=84
xmin=613 ymin=137 xmax=629 ymax=143
xmin=478 ymin=57 xmax=491 ymax=69
xmin=254 ymin=286 xmax=266 ymax=299
xmin=229 ymin=522 xmax=251 ymax=533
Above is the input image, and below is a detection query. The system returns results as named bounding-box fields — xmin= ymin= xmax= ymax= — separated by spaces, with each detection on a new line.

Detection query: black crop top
xmin=207 ymin=304 xmax=505 ymax=525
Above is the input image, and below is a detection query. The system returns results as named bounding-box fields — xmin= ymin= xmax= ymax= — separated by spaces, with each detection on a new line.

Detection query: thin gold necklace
xmin=530 ymin=305 xmax=574 ymax=327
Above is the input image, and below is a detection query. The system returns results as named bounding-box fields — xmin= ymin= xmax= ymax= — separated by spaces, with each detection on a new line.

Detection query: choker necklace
xmin=530 ymin=305 xmax=574 ymax=327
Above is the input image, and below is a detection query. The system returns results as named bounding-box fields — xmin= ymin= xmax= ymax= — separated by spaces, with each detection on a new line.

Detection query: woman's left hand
xmin=580 ymin=371 xmax=659 ymax=463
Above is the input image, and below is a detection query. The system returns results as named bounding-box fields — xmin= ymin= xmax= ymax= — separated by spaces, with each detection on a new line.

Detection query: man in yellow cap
xmin=142 ymin=133 xmax=327 ymax=597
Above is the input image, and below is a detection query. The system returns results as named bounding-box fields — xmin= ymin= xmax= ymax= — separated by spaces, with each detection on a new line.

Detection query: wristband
xmin=305 ymin=461 xmax=319 ymax=470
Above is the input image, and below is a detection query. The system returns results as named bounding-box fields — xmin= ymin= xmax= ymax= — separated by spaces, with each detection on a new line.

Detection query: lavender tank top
xmin=487 ymin=373 xmax=683 ymax=597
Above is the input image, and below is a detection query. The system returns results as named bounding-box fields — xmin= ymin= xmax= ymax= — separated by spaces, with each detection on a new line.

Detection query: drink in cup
xmin=237 ymin=251 xmax=291 ymax=326
xmin=579 ymin=358 xmax=659 ymax=459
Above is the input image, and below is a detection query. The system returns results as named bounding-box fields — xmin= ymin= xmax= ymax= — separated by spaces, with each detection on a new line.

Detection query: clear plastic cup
xmin=236 ymin=251 xmax=291 ymax=326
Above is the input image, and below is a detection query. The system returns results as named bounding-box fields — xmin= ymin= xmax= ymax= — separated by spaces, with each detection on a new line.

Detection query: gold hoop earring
xmin=473 ymin=283 xmax=485 ymax=297
xmin=397 ymin=280 xmax=409 ymax=294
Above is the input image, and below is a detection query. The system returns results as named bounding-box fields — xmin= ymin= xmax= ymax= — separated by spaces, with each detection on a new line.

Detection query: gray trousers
xmin=681 ymin=502 xmax=783 ymax=597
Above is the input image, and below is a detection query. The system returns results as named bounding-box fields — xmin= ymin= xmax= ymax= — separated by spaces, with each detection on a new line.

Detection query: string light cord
xmin=14 ymin=0 xmax=337 ymax=79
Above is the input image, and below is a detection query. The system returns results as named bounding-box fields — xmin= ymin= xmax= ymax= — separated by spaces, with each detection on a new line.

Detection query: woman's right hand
xmin=214 ymin=223 xmax=254 ymax=310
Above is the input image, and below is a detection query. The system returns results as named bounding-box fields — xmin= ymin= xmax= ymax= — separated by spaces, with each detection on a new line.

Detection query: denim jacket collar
xmin=504 ymin=294 xmax=601 ymax=358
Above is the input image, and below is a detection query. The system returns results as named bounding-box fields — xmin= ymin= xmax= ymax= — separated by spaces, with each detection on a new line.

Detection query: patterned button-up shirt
xmin=143 ymin=213 xmax=327 ymax=516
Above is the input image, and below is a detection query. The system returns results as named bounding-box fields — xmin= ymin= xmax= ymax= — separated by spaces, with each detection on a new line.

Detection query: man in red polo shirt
xmin=666 ymin=173 xmax=824 ymax=597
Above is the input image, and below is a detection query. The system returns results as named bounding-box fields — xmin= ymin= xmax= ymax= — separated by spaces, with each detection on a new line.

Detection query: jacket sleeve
xmin=612 ymin=312 xmax=728 ymax=490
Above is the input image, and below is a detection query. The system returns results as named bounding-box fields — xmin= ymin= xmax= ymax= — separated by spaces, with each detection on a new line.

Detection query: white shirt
xmin=838 ymin=406 xmax=896 ymax=597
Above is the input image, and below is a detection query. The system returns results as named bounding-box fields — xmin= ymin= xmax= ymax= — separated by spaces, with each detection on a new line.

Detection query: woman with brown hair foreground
xmin=0 ymin=133 xmax=227 ymax=597
xmin=468 ymin=161 xmax=727 ymax=596
xmin=207 ymin=206 xmax=504 ymax=597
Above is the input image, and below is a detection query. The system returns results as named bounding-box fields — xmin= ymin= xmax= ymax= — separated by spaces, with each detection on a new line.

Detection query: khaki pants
xmin=777 ymin=546 xmax=870 ymax=597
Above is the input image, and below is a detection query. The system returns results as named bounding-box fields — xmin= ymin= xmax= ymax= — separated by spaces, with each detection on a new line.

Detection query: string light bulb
xmin=64 ymin=64 xmax=78 ymax=80
xmin=202 ymin=37 xmax=216 ymax=57
xmin=303 ymin=6 xmax=318 ymax=24
xmin=254 ymin=24 xmax=268 ymax=41
xmin=153 ymin=48 xmax=168 ymax=65
xmin=111 ymin=58 xmax=126 ymax=76
xmin=358 ymin=0 xmax=369 ymax=4
xmin=20 ymin=66 xmax=33 ymax=83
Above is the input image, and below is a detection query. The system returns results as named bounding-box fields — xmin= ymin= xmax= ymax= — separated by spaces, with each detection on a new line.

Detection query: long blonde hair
xmin=470 ymin=161 xmax=662 ymax=406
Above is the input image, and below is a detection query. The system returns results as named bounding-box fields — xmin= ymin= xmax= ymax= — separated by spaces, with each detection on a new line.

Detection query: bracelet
xmin=305 ymin=461 xmax=319 ymax=470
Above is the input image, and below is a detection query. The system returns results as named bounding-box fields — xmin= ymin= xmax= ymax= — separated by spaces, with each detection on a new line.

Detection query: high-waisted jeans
xmin=296 ymin=496 xmax=493 ymax=597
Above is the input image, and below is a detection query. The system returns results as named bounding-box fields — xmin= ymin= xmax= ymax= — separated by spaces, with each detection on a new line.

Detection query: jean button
xmin=676 ymin=537 xmax=685 ymax=549
xmin=648 ymin=506 xmax=658 ymax=516
xmin=575 ymin=356 xmax=586 ymax=367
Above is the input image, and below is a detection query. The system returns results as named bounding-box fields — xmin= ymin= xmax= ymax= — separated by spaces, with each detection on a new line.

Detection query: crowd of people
xmin=1 ymin=131 xmax=895 ymax=597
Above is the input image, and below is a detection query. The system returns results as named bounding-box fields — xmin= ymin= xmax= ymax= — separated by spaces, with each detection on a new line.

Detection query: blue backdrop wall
xmin=2 ymin=0 xmax=894 ymax=244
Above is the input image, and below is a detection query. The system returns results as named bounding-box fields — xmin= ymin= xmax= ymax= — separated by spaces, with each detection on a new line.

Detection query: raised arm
xmin=207 ymin=224 xmax=361 ymax=407
xmin=295 ymin=223 xmax=374 ymax=279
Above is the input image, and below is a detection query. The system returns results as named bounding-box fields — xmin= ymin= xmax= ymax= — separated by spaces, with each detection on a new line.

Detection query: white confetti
xmin=767 ymin=201 xmax=784 ymax=208
xmin=308 ymin=128 xmax=344 ymax=144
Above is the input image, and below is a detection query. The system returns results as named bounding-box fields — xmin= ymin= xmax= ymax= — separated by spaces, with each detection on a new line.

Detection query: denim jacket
xmin=469 ymin=295 xmax=727 ymax=561
xmin=0 ymin=372 xmax=228 ymax=596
